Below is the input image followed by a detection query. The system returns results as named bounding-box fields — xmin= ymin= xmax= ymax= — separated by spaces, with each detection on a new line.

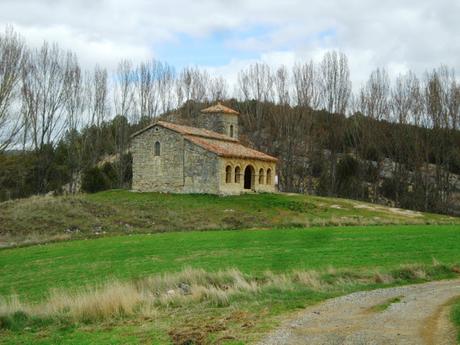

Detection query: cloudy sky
xmin=1 ymin=0 xmax=459 ymax=88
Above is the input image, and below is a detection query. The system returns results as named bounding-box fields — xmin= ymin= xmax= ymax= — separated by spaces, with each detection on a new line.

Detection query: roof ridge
xmin=201 ymin=102 xmax=240 ymax=115
xmin=130 ymin=120 xmax=239 ymax=141
xmin=157 ymin=121 xmax=238 ymax=142
xmin=184 ymin=135 xmax=278 ymax=162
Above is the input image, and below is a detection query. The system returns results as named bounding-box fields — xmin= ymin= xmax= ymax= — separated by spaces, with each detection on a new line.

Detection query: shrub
xmin=336 ymin=155 xmax=362 ymax=198
xmin=337 ymin=155 xmax=359 ymax=181
xmin=452 ymin=300 xmax=460 ymax=342
xmin=101 ymin=162 xmax=118 ymax=187
xmin=380 ymin=178 xmax=398 ymax=200
xmin=81 ymin=167 xmax=111 ymax=193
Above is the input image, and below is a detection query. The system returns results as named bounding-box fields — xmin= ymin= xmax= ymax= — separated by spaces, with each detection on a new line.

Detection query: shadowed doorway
xmin=244 ymin=165 xmax=254 ymax=190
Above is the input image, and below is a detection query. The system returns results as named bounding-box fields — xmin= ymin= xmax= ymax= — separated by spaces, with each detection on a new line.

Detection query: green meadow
xmin=1 ymin=224 xmax=460 ymax=302
xmin=1 ymin=191 xmax=459 ymax=344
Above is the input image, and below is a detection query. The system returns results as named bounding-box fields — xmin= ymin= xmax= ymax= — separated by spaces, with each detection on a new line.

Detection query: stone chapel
xmin=130 ymin=103 xmax=277 ymax=194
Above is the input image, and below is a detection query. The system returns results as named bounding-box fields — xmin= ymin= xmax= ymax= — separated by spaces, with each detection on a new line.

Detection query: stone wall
xmin=218 ymin=158 xmax=277 ymax=195
xmin=183 ymin=140 xmax=220 ymax=194
xmin=131 ymin=126 xmax=185 ymax=192
xmin=131 ymin=125 xmax=221 ymax=194
xmin=196 ymin=112 xmax=239 ymax=139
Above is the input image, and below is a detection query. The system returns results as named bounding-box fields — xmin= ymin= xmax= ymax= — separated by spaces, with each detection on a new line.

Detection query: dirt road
xmin=259 ymin=279 xmax=460 ymax=345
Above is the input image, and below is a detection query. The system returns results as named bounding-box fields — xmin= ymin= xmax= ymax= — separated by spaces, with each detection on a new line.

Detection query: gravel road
xmin=258 ymin=279 xmax=460 ymax=345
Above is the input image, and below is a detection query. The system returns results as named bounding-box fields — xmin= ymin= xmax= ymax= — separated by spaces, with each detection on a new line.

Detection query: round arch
xmin=244 ymin=165 xmax=255 ymax=190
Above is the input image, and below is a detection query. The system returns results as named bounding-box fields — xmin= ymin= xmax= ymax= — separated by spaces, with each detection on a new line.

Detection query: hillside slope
xmin=0 ymin=190 xmax=458 ymax=247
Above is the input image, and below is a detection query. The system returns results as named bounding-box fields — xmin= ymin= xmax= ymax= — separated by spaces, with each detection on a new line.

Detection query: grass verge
xmin=1 ymin=263 xmax=459 ymax=345
xmin=452 ymin=298 xmax=460 ymax=344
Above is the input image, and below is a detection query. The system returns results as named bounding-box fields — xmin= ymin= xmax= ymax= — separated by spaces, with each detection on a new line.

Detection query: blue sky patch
xmin=153 ymin=25 xmax=276 ymax=68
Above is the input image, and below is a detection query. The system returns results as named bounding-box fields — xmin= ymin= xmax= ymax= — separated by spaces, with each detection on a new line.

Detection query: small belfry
xmin=199 ymin=102 xmax=239 ymax=139
xmin=130 ymin=103 xmax=278 ymax=195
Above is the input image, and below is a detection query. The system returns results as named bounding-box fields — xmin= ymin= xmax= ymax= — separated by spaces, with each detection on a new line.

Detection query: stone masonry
xmin=130 ymin=103 xmax=278 ymax=195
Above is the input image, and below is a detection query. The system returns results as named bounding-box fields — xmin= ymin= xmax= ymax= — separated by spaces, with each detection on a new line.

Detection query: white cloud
xmin=1 ymin=0 xmax=459 ymax=90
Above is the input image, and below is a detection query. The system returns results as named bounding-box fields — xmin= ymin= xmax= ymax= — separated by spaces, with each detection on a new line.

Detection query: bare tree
xmin=359 ymin=68 xmax=390 ymax=121
xmin=177 ymin=67 xmax=209 ymax=103
xmin=238 ymin=63 xmax=274 ymax=102
xmin=291 ymin=60 xmax=321 ymax=192
xmin=62 ymin=52 xmax=83 ymax=193
xmin=318 ymin=51 xmax=351 ymax=195
xmin=423 ymin=66 xmax=458 ymax=212
xmin=209 ymin=76 xmax=228 ymax=102
xmin=21 ymin=42 xmax=75 ymax=192
xmin=133 ymin=59 xmax=176 ymax=120
xmin=86 ymin=66 xmax=109 ymax=128
xmin=21 ymin=42 xmax=71 ymax=151
xmin=80 ymin=65 xmax=109 ymax=170
xmin=391 ymin=71 xmax=421 ymax=124
xmin=63 ymin=52 xmax=83 ymax=131
xmin=390 ymin=71 xmax=422 ymax=204
xmin=114 ymin=59 xmax=135 ymax=121
xmin=292 ymin=61 xmax=319 ymax=109
xmin=237 ymin=63 xmax=275 ymax=143
xmin=0 ymin=27 xmax=27 ymax=152
xmin=156 ymin=62 xmax=176 ymax=115
xmin=112 ymin=59 xmax=136 ymax=187
xmin=274 ymin=65 xmax=290 ymax=105
xmin=135 ymin=60 xmax=156 ymax=120
xmin=318 ymin=51 xmax=351 ymax=115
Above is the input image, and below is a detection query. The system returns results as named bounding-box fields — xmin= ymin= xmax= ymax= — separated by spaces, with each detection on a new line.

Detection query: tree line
xmin=0 ymin=27 xmax=459 ymax=215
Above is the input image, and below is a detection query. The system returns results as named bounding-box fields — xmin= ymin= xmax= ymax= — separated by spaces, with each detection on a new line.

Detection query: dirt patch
xmin=169 ymin=321 xmax=227 ymax=345
xmin=259 ymin=279 xmax=460 ymax=345
xmin=168 ymin=310 xmax=257 ymax=345
xmin=421 ymin=296 xmax=459 ymax=345
xmin=353 ymin=203 xmax=423 ymax=217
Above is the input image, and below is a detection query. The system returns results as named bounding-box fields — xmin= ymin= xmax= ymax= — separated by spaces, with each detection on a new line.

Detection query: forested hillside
xmin=0 ymin=27 xmax=459 ymax=215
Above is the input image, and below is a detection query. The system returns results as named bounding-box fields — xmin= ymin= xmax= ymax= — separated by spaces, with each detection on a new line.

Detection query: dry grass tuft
xmin=45 ymin=281 xmax=146 ymax=321
xmin=392 ymin=264 xmax=428 ymax=280
xmin=1 ymin=262 xmax=457 ymax=328
xmin=0 ymin=295 xmax=26 ymax=316
xmin=292 ymin=270 xmax=324 ymax=290
xmin=326 ymin=266 xmax=337 ymax=275
xmin=264 ymin=271 xmax=295 ymax=291
xmin=432 ymin=257 xmax=441 ymax=267
xmin=373 ymin=272 xmax=394 ymax=284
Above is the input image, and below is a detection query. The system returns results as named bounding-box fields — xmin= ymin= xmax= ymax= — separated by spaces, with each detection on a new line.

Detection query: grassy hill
xmin=0 ymin=190 xmax=458 ymax=247
xmin=1 ymin=191 xmax=459 ymax=344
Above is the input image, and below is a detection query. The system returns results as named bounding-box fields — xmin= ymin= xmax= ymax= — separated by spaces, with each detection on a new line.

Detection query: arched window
xmin=234 ymin=166 xmax=241 ymax=183
xmin=259 ymin=168 xmax=265 ymax=184
xmin=225 ymin=165 xmax=232 ymax=183
xmin=230 ymin=125 xmax=234 ymax=138
xmin=266 ymin=168 xmax=272 ymax=185
xmin=154 ymin=141 xmax=161 ymax=156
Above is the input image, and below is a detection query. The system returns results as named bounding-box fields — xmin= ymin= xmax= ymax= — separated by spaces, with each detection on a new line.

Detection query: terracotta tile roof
xmin=201 ymin=102 xmax=240 ymax=115
xmin=131 ymin=119 xmax=277 ymax=162
xmin=131 ymin=120 xmax=237 ymax=142
xmin=184 ymin=135 xmax=278 ymax=162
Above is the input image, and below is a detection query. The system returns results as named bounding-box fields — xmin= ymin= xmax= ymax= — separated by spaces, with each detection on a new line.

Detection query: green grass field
xmin=1 ymin=224 xmax=460 ymax=344
xmin=1 ymin=191 xmax=459 ymax=344
xmin=1 ymin=190 xmax=457 ymax=247
xmin=1 ymin=224 xmax=460 ymax=302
